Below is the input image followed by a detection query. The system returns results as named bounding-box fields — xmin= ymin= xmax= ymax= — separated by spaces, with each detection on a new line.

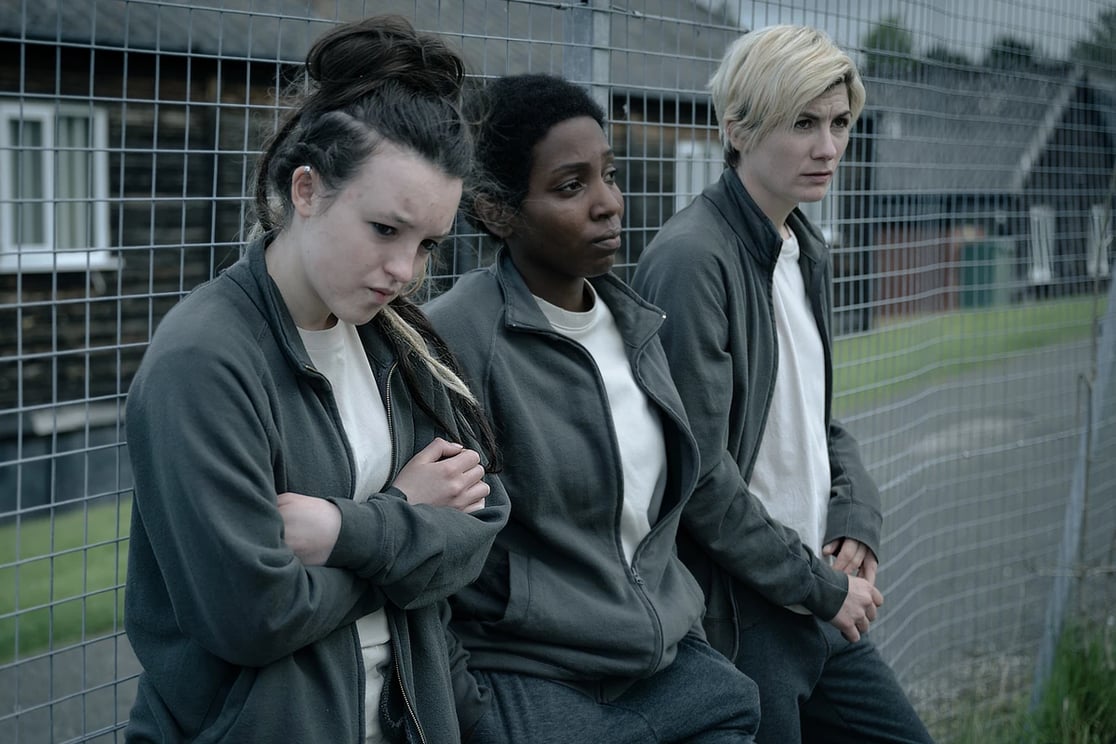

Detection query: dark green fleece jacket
xmin=426 ymin=251 xmax=706 ymax=720
xmin=632 ymin=169 xmax=881 ymax=660
xmin=124 ymin=237 xmax=509 ymax=743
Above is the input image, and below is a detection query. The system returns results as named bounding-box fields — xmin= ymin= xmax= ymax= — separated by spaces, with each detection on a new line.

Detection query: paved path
xmin=1 ymin=636 xmax=138 ymax=743
xmin=843 ymin=340 xmax=1100 ymax=721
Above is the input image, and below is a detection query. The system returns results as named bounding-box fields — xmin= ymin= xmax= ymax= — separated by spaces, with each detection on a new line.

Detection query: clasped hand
xmin=824 ymin=538 xmax=883 ymax=643
xmin=278 ymin=437 xmax=489 ymax=566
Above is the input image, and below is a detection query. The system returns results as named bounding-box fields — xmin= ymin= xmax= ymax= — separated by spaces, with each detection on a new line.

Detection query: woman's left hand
xmin=823 ymin=538 xmax=878 ymax=586
xmin=278 ymin=491 xmax=342 ymax=566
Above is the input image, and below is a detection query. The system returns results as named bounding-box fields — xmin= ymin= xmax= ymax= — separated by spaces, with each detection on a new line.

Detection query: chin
xmin=342 ymin=306 xmax=383 ymax=327
xmin=594 ymin=253 xmax=618 ymax=272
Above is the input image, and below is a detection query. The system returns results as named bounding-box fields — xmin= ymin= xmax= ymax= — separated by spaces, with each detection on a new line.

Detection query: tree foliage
xmin=924 ymin=44 xmax=972 ymax=69
xmin=983 ymin=35 xmax=1036 ymax=69
xmin=1070 ymin=6 xmax=1116 ymax=73
xmin=861 ymin=15 xmax=915 ymax=76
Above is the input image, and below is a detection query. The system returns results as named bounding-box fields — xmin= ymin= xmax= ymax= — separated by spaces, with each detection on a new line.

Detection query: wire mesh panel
xmin=0 ymin=1 xmax=1113 ymax=741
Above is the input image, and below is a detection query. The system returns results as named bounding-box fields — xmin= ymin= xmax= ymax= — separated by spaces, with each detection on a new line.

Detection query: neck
xmin=265 ymin=230 xmax=334 ymax=330
xmin=734 ymin=166 xmax=793 ymax=238
xmin=508 ymin=250 xmax=594 ymax=312
xmin=538 ymin=279 xmax=593 ymax=313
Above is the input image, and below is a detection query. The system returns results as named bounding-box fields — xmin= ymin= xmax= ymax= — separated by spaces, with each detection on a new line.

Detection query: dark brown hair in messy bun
xmin=305 ymin=16 xmax=465 ymax=105
xmin=254 ymin=15 xmax=471 ymax=234
xmin=253 ymin=16 xmax=499 ymax=470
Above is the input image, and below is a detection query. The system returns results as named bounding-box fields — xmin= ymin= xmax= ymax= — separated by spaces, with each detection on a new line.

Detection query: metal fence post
xmin=562 ymin=0 xmax=611 ymax=114
xmin=1031 ymin=258 xmax=1116 ymax=709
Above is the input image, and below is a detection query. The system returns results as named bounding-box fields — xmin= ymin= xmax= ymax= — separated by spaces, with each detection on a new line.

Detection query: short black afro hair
xmin=465 ymin=74 xmax=606 ymax=234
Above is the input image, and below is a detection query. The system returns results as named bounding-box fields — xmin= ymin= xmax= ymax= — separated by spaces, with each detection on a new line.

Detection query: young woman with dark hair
xmin=123 ymin=16 xmax=508 ymax=743
xmin=425 ymin=73 xmax=760 ymax=744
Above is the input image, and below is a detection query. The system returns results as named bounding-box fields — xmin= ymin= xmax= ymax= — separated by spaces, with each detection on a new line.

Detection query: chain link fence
xmin=1 ymin=1 xmax=1113 ymax=741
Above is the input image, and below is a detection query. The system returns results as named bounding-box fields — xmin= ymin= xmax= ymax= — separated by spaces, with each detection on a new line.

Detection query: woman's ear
xmin=725 ymin=120 xmax=744 ymax=154
xmin=291 ymin=165 xmax=315 ymax=218
xmin=474 ymin=195 xmax=515 ymax=240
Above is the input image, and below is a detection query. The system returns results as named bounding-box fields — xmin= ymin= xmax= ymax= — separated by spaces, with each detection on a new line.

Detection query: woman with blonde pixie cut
xmin=634 ymin=24 xmax=933 ymax=744
xmin=711 ymin=24 xmax=865 ymax=165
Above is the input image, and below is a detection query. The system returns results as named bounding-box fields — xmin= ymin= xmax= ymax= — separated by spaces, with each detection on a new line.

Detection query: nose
xmin=590 ymin=178 xmax=624 ymax=221
xmin=814 ymin=130 xmax=839 ymax=161
xmin=384 ymin=245 xmax=419 ymax=285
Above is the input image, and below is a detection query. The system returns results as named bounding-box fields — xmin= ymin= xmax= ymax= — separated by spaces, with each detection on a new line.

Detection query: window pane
xmin=9 ymin=118 xmax=46 ymax=247
xmin=1028 ymin=205 xmax=1054 ymax=284
xmin=56 ymin=116 xmax=92 ymax=251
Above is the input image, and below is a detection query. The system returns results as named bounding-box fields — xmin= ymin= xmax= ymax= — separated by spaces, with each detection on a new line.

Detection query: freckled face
xmin=282 ymin=141 xmax=462 ymax=330
xmin=734 ymin=85 xmax=852 ymax=227
xmin=504 ymin=116 xmax=624 ymax=309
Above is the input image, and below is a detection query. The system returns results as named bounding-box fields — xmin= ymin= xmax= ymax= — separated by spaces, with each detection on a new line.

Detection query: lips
xmin=592 ymin=229 xmax=622 ymax=250
xmin=369 ymin=287 xmax=396 ymax=304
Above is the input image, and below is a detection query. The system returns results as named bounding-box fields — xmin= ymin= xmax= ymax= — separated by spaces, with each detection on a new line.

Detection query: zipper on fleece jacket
xmin=301 ymin=361 xmax=376 ymax=741
xmin=375 ymin=361 xmax=427 ymax=744
xmin=558 ymin=327 xmax=670 ymax=676
xmin=309 ymin=355 xmax=425 ymax=742
xmin=378 ymin=361 xmax=400 ymax=482
xmin=392 ymin=642 xmax=428 ymax=744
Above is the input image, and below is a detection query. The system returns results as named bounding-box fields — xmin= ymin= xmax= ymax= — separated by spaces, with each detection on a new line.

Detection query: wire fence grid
xmin=1 ymin=1 xmax=1114 ymax=741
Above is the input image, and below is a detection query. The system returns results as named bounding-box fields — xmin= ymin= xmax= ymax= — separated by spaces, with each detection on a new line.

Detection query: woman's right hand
xmin=392 ymin=437 xmax=489 ymax=513
xmin=829 ymin=575 xmax=884 ymax=643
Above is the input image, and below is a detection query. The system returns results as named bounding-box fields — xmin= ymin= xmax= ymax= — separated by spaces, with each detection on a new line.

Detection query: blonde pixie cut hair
xmin=710 ymin=24 xmax=865 ymax=167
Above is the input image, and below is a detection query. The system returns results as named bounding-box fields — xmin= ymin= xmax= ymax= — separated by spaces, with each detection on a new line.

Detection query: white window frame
xmin=674 ymin=136 xmax=723 ymax=215
xmin=0 ymin=101 xmax=118 ymax=273
xmin=1087 ymin=202 xmax=1111 ymax=279
xmin=1028 ymin=204 xmax=1054 ymax=284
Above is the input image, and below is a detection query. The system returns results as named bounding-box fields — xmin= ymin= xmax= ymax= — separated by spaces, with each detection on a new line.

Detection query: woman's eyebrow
xmin=547 ymin=148 xmax=616 ymax=176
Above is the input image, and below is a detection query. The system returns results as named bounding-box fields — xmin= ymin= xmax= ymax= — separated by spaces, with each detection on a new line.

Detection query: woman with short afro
xmin=426 ymin=73 xmax=760 ymax=743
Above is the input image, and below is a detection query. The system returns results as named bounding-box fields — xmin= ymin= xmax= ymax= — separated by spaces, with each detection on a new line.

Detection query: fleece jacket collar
xmin=491 ymin=248 xmax=666 ymax=351
xmin=704 ymin=169 xmax=828 ymax=272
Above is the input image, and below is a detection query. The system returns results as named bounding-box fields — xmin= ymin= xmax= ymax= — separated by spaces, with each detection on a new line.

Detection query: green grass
xmin=833 ymin=296 xmax=1106 ymax=416
xmin=0 ymin=497 xmax=131 ymax=664
xmin=1029 ymin=622 xmax=1116 ymax=743
xmin=949 ymin=622 xmax=1116 ymax=744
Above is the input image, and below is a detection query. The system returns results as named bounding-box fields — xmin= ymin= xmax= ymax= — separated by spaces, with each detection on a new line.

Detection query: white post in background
xmin=563 ymin=0 xmax=611 ymax=115
xmin=1028 ymin=204 xmax=1055 ymax=285
xmin=1087 ymin=203 xmax=1112 ymax=279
